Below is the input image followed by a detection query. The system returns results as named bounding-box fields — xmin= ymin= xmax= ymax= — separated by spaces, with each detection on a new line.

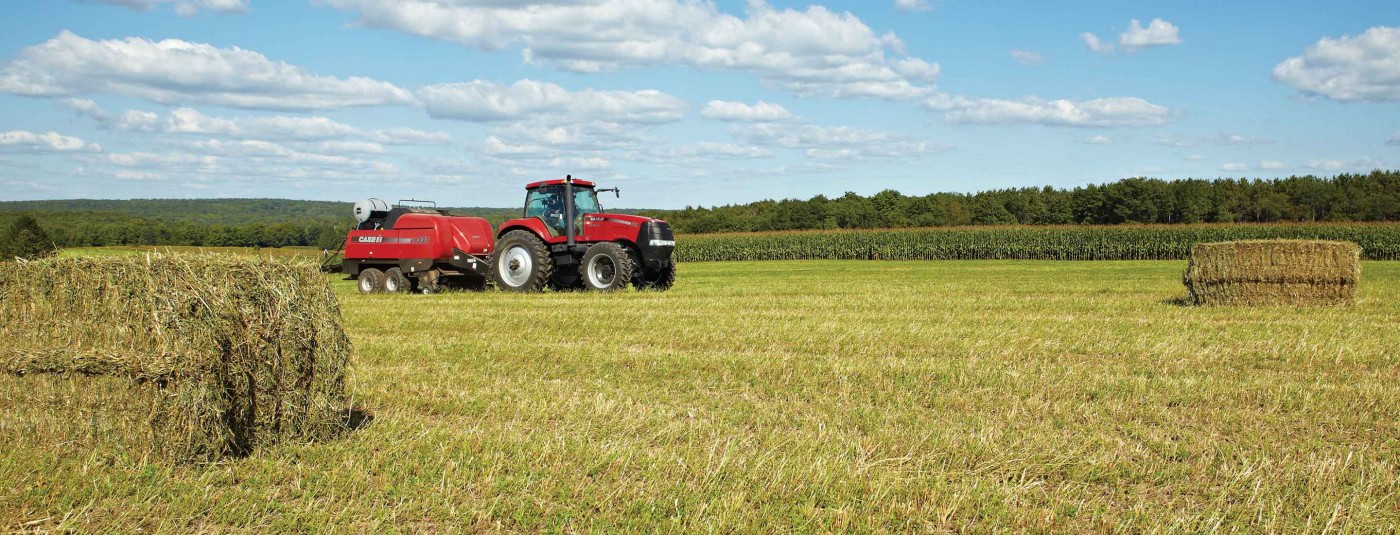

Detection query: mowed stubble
xmin=3 ymin=259 xmax=1397 ymax=532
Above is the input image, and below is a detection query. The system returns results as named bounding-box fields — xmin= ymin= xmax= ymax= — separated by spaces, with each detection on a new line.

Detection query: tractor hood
xmin=585 ymin=213 xmax=663 ymax=226
xmin=582 ymin=212 xmax=675 ymax=252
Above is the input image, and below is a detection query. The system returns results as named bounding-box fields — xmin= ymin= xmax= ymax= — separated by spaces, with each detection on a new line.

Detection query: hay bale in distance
xmin=1182 ymin=240 xmax=1361 ymax=306
xmin=0 ymin=253 xmax=351 ymax=462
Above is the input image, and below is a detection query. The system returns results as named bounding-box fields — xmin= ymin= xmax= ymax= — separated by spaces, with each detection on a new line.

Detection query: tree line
xmin=0 ymin=210 xmax=344 ymax=250
xmin=1 ymin=171 xmax=1397 ymax=253
xmin=1 ymin=215 xmax=60 ymax=261
xmin=0 ymin=199 xmax=524 ymax=251
xmin=641 ymin=171 xmax=1400 ymax=233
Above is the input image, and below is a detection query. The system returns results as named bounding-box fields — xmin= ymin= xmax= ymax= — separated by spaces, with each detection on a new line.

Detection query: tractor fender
xmin=496 ymin=222 xmax=549 ymax=241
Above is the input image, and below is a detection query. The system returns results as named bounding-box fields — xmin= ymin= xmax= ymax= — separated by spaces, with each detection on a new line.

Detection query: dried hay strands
xmin=0 ymin=253 xmax=351 ymax=462
xmin=1182 ymin=240 xmax=1361 ymax=306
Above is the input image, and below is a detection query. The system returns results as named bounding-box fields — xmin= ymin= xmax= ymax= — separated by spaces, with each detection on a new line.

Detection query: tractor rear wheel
xmin=384 ymin=267 xmax=411 ymax=293
xmin=357 ymin=268 xmax=385 ymax=294
xmin=634 ymin=260 xmax=676 ymax=291
xmin=581 ymin=242 xmax=633 ymax=292
xmin=492 ymin=230 xmax=553 ymax=292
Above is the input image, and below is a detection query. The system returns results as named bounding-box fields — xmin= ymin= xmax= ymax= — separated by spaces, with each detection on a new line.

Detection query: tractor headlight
xmin=649 ymin=239 xmax=675 ymax=247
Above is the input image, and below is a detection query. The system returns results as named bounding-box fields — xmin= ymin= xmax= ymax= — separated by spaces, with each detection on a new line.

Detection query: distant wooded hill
xmin=1 ymin=170 xmax=1396 ymax=249
xmin=0 ymin=199 xmax=523 ymax=249
xmin=636 ymin=170 xmax=1400 ymax=234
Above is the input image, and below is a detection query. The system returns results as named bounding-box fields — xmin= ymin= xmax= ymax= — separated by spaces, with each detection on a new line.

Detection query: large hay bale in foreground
xmin=0 ymin=254 xmax=351 ymax=462
xmin=1183 ymin=240 xmax=1361 ymax=306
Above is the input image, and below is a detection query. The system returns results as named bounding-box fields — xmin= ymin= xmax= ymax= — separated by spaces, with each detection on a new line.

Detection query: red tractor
xmin=342 ymin=176 xmax=676 ymax=293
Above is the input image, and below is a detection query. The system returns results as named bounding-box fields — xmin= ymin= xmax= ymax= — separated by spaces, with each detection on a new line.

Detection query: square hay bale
xmin=1182 ymin=240 xmax=1361 ymax=306
xmin=0 ymin=254 xmax=351 ymax=462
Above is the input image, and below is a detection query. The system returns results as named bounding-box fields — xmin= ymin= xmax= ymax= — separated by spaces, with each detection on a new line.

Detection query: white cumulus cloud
xmin=1084 ymin=135 xmax=1111 ymax=145
xmin=307 ymin=141 xmax=386 ymax=154
xmin=416 ymin=80 xmax=688 ymax=124
xmin=93 ymin=138 xmax=404 ymax=186
xmin=0 ymin=31 xmax=413 ymax=110
xmin=1273 ymin=26 xmax=1400 ymax=103
xmin=1304 ymin=157 xmax=1385 ymax=172
xmin=107 ymin=151 xmax=219 ymax=169
xmin=115 ymin=110 xmax=162 ymax=131
xmin=95 ymin=0 xmax=249 ymax=16
xmin=1010 ymin=50 xmax=1045 ymax=66
xmin=926 ymin=94 xmax=1174 ymax=127
xmin=493 ymin=120 xmax=648 ymax=151
xmin=109 ymin=107 xmax=449 ymax=145
xmin=547 ymin=156 xmax=612 ymax=171
xmin=618 ymin=142 xmax=772 ymax=166
xmin=59 ymin=98 xmax=110 ymax=122
xmin=163 ymin=108 xmax=361 ymax=138
xmin=476 ymin=117 xmax=656 ymax=168
xmin=893 ymin=0 xmax=930 ymax=12
xmin=1220 ymin=163 xmax=1249 ymax=172
xmin=1151 ymin=132 xmax=1271 ymax=147
xmin=1082 ymin=19 xmax=1181 ymax=54
xmin=320 ymin=0 xmax=937 ymax=100
xmin=738 ymin=123 xmax=896 ymax=148
xmin=1081 ymin=32 xmax=1115 ymax=54
xmin=112 ymin=170 xmax=170 ymax=181
xmin=734 ymin=123 xmax=943 ymax=160
xmin=367 ymin=127 xmax=451 ymax=145
xmin=1119 ymin=18 xmax=1182 ymax=51
xmin=483 ymin=136 xmax=549 ymax=158
xmin=701 ymin=100 xmax=797 ymax=122
xmin=1150 ymin=134 xmax=1195 ymax=147
xmin=1215 ymin=133 xmax=1271 ymax=145
xmin=0 ymin=130 xmax=97 ymax=152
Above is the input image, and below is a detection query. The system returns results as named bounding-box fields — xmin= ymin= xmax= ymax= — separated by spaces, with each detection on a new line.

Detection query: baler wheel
xmin=357 ymin=268 xmax=385 ymax=294
xmin=581 ymin=242 xmax=633 ymax=292
xmin=417 ymin=269 xmax=441 ymax=294
xmin=384 ymin=268 xmax=411 ymax=293
xmin=492 ymin=230 xmax=553 ymax=292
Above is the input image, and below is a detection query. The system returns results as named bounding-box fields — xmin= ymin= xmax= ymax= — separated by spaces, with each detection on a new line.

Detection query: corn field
xmin=674 ymin=223 xmax=1400 ymax=262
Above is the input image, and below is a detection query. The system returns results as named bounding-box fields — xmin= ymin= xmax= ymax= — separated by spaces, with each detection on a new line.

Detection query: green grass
xmin=4 ymin=258 xmax=1398 ymax=532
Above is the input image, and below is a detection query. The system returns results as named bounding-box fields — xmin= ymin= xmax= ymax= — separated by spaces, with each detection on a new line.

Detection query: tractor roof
xmin=525 ymin=178 xmax=596 ymax=189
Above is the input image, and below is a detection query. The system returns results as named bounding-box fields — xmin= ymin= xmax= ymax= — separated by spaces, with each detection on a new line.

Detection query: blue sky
xmin=0 ymin=0 xmax=1396 ymax=208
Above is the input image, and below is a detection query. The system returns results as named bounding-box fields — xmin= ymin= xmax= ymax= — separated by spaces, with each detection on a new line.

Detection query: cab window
xmin=525 ymin=185 xmax=564 ymax=219
xmin=574 ymin=189 xmax=601 ymax=216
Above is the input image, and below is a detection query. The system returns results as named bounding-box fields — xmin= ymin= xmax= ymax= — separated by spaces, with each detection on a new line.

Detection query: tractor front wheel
xmin=634 ymin=259 xmax=676 ymax=291
xmin=357 ymin=268 xmax=385 ymax=294
xmin=491 ymin=230 xmax=553 ymax=292
xmin=581 ymin=242 xmax=633 ymax=292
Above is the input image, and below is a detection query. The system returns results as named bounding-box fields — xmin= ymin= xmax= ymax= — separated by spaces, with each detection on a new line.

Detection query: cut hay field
xmin=4 ymin=258 xmax=1399 ymax=532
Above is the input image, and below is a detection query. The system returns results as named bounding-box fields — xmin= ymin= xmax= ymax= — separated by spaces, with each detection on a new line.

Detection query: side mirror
xmin=598 ymin=187 xmax=621 ymax=198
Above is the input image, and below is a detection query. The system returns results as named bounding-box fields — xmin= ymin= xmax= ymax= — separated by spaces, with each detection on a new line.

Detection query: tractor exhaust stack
xmin=564 ymin=174 xmax=576 ymax=247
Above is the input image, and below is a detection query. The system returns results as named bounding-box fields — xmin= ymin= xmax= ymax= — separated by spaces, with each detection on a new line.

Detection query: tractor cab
xmin=522 ymin=179 xmax=609 ymax=236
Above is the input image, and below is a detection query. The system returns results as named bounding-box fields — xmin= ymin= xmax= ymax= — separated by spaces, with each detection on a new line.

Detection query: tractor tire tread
xmin=384 ymin=267 xmax=411 ymax=293
xmin=357 ymin=268 xmax=385 ymax=294
xmin=633 ymin=258 xmax=676 ymax=291
xmin=581 ymin=242 xmax=633 ymax=292
xmin=492 ymin=230 xmax=553 ymax=292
